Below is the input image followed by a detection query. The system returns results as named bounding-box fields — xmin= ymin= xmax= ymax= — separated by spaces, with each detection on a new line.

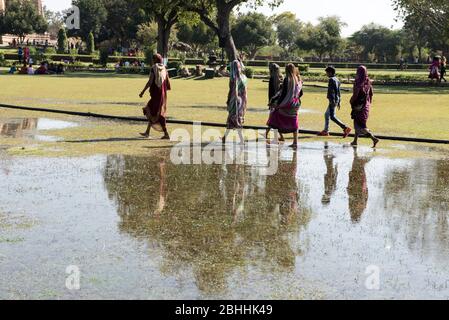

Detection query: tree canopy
xmin=232 ymin=12 xmax=275 ymax=59
xmin=2 ymin=0 xmax=47 ymax=41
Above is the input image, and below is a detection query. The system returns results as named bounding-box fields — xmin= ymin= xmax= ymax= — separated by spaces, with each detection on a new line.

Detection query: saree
xmin=143 ymin=62 xmax=171 ymax=132
xmin=226 ymin=60 xmax=248 ymax=129
xmin=267 ymin=76 xmax=302 ymax=134
xmin=268 ymin=63 xmax=283 ymax=103
xmin=429 ymin=61 xmax=441 ymax=79
xmin=350 ymin=66 xmax=373 ymax=132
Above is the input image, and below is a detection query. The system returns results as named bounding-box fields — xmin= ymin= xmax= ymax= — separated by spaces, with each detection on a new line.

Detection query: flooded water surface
xmin=0 ymin=118 xmax=78 ymax=142
xmin=0 ymin=142 xmax=449 ymax=299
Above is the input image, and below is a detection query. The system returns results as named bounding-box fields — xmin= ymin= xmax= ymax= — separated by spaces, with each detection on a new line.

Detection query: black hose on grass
xmin=1 ymin=103 xmax=448 ymax=145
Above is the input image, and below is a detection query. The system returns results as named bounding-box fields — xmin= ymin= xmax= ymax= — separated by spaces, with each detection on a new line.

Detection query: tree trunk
xmin=217 ymin=4 xmax=238 ymax=61
xmin=156 ymin=16 xmax=172 ymax=60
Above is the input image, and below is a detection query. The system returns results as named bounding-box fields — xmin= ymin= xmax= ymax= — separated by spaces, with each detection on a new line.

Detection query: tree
xmin=350 ymin=24 xmax=403 ymax=62
xmin=71 ymin=0 xmax=108 ymax=42
xmin=139 ymin=0 xmax=183 ymax=60
xmin=0 ymin=10 xmax=4 ymax=44
xmin=177 ymin=18 xmax=217 ymax=53
xmin=57 ymin=28 xmax=68 ymax=53
xmin=101 ymin=0 xmax=148 ymax=47
xmin=184 ymin=0 xmax=284 ymax=61
xmin=136 ymin=22 xmax=158 ymax=47
xmin=2 ymin=0 xmax=48 ymax=42
xmin=45 ymin=8 xmax=65 ymax=39
xmin=296 ymin=16 xmax=345 ymax=61
xmin=87 ymin=32 xmax=95 ymax=54
xmin=393 ymin=0 xmax=449 ymax=55
xmin=272 ymin=12 xmax=302 ymax=58
xmin=232 ymin=12 xmax=275 ymax=59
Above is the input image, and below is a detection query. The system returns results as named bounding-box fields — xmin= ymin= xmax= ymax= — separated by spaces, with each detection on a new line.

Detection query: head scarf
xmin=152 ymin=54 xmax=167 ymax=88
xmin=355 ymin=65 xmax=371 ymax=94
xmin=269 ymin=63 xmax=283 ymax=90
xmin=279 ymin=64 xmax=302 ymax=108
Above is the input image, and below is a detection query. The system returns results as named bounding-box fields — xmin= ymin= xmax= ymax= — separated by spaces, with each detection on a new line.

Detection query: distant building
xmin=1 ymin=0 xmax=44 ymax=15
xmin=1 ymin=0 xmax=50 ymax=46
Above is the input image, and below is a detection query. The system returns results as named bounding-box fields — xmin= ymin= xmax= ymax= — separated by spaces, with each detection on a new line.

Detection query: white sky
xmin=43 ymin=0 xmax=403 ymax=37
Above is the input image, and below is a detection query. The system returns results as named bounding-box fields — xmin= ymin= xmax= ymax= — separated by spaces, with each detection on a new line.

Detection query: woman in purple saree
xmin=350 ymin=66 xmax=380 ymax=148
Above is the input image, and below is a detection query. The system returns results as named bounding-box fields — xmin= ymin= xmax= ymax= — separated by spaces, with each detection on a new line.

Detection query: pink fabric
xmin=351 ymin=66 xmax=373 ymax=130
xmin=267 ymin=77 xmax=302 ymax=134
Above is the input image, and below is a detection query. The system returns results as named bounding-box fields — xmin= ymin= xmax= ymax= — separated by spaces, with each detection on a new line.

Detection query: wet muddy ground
xmin=1 ymin=114 xmax=449 ymax=299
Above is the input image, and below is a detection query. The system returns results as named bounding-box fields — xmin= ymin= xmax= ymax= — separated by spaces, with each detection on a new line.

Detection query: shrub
xmin=245 ymin=67 xmax=254 ymax=79
xmin=297 ymin=64 xmax=309 ymax=73
xmin=87 ymin=32 xmax=95 ymax=55
xmin=0 ymin=52 xmax=5 ymax=67
xmin=44 ymin=47 xmax=57 ymax=55
xmin=144 ymin=46 xmax=156 ymax=64
xmin=99 ymin=48 xmax=109 ymax=67
xmin=167 ymin=60 xmax=183 ymax=71
xmin=57 ymin=28 xmax=68 ymax=54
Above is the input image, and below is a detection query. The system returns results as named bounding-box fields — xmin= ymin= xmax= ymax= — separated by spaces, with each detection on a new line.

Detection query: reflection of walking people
xmin=139 ymin=54 xmax=171 ymax=140
xmin=318 ymin=66 xmax=352 ymax=138
xmin=322 ymin=146 xmax=338 ymax=205
xmin=350 ymin=66 xmax=380 ymax=148
xmin=222 ymin=60 xmax=248 ymax=145
xmin=267 ymin=64 xmax=304 ymax=149
xmin=347 ymin=149 xmax=369 ymax=223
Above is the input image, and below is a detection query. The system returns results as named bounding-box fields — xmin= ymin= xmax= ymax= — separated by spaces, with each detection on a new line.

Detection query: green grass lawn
xmin=0 ymin=74 xmax=448 ymax=141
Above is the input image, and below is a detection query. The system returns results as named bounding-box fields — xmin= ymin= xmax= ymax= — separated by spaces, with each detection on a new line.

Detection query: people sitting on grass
xmin=217 ymin=65 xmax=230 ymax=77
xmin=318 ymin=66 xmax=352 ymax=139
xmin=8 ymin=63 xmax=17 ymax=74
xmin=57 ymin=63 xmax=65 ymax=75
xmin=27 ymin=64 xmax=35 ymax=75
xmin=35 ymin=62 xmax=49 ymax=75
xmin=180 ymin=67 xmax=191 ymax=78
xmin=18 ymin=63 xmax=28 ymax=75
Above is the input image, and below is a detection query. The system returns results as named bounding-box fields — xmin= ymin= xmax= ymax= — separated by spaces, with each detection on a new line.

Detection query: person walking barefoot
xmin=222 ymin=60 xmax=248 ymax=145
xmin=350 ymin=66 xmax=379 ymax=148
xmin=318 ymin=66 xmax=352 ymax=138
xmin=266 ymin=64 xmax=303 ymax=149
xmin=139 ymin=53 xmax=171 ymax=140
xmin=266 ymin=63 xmax=285 ymax=142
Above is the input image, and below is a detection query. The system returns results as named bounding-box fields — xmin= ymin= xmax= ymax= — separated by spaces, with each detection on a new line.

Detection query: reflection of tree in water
xmin=0 ymin=118 xmax=38 ymax=138
xmin=383 ymin=159 xmax=449 ymax=252
xmin=347 ymin=150 xmax=370 ymax=223
xmin=103 ymin=151 xmax=311 ymax=294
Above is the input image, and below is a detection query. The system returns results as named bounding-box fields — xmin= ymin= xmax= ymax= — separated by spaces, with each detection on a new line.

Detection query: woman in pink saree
xmin=139 ymin=54 xmax=171 ymax=140
xmin=267 ymin=63 xmax=303 ymax=149
xmin=350 ymin=66 xmax=380 ymax=148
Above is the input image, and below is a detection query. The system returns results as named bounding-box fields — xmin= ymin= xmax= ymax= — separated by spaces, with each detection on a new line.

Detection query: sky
xmin=42 ymin=0 xmax=403 ymax=37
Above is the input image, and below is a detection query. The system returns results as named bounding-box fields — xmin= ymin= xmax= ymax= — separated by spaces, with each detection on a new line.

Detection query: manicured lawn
xmin=0 ymin=74 xmax=448 ymax=141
